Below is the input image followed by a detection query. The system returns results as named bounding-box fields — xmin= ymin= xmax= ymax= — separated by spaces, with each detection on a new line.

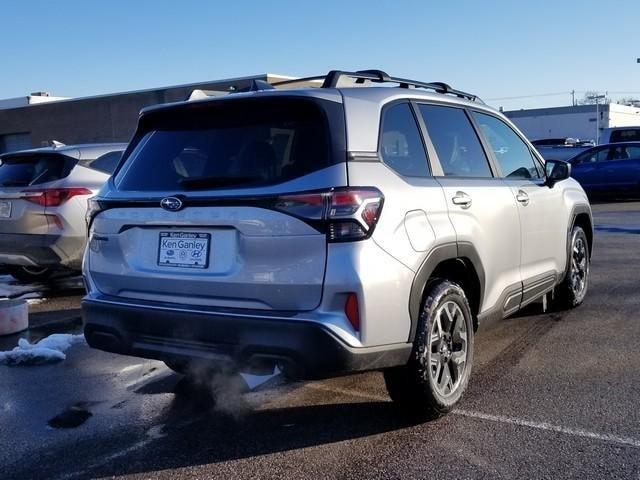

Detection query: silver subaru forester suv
xmin=82 ymin=70 xmax=592 ymax=418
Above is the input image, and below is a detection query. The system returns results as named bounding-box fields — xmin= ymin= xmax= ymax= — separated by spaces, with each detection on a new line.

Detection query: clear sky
xmin=2 ymin=0 xmax=639 ymax=110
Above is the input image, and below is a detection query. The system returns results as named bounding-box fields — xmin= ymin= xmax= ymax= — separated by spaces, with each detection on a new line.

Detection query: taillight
xmin=85 ymin=197 xmax=105 ymax=230
xmin=274 ymin=188 xmax=383 ymax=242
xmin=345 ymin=293 xmax=360 ymax=331
xmin=20 ymin=188 xmax=92 ymax=207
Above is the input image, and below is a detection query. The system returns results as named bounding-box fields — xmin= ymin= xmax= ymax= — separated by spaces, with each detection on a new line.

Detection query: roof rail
xmin=272 ymin=69 xmax=482 ymax=103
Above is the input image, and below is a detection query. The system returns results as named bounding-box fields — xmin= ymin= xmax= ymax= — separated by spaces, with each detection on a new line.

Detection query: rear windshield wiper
xmin=179 ymin=176 xmax=262 ymax=190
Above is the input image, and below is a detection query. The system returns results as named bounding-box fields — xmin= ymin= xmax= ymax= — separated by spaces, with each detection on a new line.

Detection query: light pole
xmin=587 ymin=93 xmax=606 ymax=144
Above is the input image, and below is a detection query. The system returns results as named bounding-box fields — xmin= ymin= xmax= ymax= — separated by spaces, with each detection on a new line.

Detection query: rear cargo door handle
xmin=452 ymin=191 xmax=472 ymax=209
xmin=516 ymin=190 xmax=530 ymax=206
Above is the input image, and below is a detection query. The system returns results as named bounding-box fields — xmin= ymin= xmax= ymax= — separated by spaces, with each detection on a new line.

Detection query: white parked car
xmin=0 ymin=142 xmax=126 ymax=282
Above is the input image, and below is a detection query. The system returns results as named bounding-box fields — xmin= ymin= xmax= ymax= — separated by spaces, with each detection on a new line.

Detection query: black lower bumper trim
xmin=82 ymin=298 xmax=412 ymax=380
xmin=0 ymin=233 xmax=61 ymax=265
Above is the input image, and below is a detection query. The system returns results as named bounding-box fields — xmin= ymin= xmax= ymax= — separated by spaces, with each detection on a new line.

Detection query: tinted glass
xmin=79 ymin=151 xmax=123 ymax=174
xmin=0 ymin=154 xmax=73 ymax=187
xmin=625 ymin=146 xmax=640 ymax=159
xmin=472 ymin=112 xmax=540 ymax=179
xmin=573 ymin=147 xmax=611 ymax=164
xmin=610 ymin=129 xmax=640 ymax=142
xmin=606 ymin=145 xmax=640 ymax=161
xmin=419 ymin=105 xmax=492 ymax=177
xmin=115 ymin=98 xmax=333 ymax=191
xmin=379 ymin=103 xmax=429 ymax=177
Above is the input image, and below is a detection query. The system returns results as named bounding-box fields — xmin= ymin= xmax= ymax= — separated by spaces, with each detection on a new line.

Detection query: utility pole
xmin=587 ymin=93 xmax=606 ymax=144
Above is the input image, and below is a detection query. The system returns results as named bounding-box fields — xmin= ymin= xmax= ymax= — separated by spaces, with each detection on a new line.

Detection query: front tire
xmin=5 ymin=265 xmax=53 ymax=283
xmin=384 ymin=279 xmax=474 ymax=419
xmin=554 ymin=225 xmax=590 ymax=308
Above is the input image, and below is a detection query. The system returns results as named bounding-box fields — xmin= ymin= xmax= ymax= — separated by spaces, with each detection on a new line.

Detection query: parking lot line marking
xmin=53 ymin=424 xmax=167 ymax=480
xmin=305 ymin=384 xmax=640 ymax=449
xmin=454 ymin=409 xmax=640 ymax=448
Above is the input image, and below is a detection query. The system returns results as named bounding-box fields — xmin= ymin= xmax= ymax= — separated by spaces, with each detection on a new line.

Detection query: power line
xmin=485 ymin=91 xmax=571 ymax=101
xmin=485 ymin=90 xmax=640 ymax=102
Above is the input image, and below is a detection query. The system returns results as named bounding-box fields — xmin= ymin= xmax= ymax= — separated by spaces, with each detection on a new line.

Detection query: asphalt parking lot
xmin=1 ymin=202 xmax=639 ymax=480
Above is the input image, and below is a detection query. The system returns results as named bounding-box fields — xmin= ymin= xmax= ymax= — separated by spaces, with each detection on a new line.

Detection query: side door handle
xmin=452 ymin=191 xmax=472 ymax=209
xmin=516 ymin=190 xmax=530 ymax=206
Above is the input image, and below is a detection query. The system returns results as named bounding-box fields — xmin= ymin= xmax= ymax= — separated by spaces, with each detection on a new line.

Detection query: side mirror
xmin=545 ymin=159 xmax=571 ymax=187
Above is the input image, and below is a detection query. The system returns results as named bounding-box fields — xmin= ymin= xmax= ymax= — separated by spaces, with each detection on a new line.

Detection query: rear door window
xmin=379 ymin=103 xmax=430 ymax=177
xmin=625 ymin=146 xmax=640 ymax=159
xmin=0 ymin=154 xmax=74 ymax=187
xmin=419 ymin=105 xmax=492 ymax=177
xmin=606 ymin=145 xmax=640 ymax=161
xmin=115 ymin=97 xmax=337 ymax=191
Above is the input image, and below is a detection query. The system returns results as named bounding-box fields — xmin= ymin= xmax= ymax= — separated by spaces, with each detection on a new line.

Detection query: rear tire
xmin=384 ymin=279 xmax=474 ymax=419
xmin=5 ymin=265 xmax=53 ymax=283
xmin=554 ymin=225 xmax=589 ymax=309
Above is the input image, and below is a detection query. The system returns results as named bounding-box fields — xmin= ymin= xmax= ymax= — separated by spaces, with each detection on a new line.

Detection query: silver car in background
xmin=0 ymin=143 xmax=126 ymax=282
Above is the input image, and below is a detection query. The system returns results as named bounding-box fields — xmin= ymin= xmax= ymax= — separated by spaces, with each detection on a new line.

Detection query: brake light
xmin=274 ymin=188 xmax=383 ymax=241
xmin=20 ymin=188 xmax=93 ymax=207
xmin=345 ymin=293 xmax=360 ymax=331
xmin=85 ymin=197 xmax=104 ymax=230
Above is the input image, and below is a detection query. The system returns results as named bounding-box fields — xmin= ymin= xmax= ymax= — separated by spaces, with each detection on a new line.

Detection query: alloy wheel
xmin=570 ymin=236 xmax=588 ymax=297
xmin=427 ymin=300 xmax=468 ymax=397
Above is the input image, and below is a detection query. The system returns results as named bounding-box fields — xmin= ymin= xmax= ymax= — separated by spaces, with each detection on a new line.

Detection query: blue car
xmin=568 ymin=142 xmax=640 ymax=198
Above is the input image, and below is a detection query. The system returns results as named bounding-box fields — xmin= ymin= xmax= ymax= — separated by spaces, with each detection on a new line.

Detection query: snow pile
xmin=0 ymin=334 xmax=85 ymax=366
xmin=0 ymin=275 xmax=42 ymax=300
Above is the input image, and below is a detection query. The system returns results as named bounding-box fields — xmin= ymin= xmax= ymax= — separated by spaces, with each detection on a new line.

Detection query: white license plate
xmin=157 ymin=232 xmax=210 ymax=269
xmin=0 ymin=201 xmax=11 ymax=219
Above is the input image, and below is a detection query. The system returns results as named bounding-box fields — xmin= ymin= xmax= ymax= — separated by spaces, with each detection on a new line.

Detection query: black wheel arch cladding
xmin=408 ymin=242 xmax=485 ymax=342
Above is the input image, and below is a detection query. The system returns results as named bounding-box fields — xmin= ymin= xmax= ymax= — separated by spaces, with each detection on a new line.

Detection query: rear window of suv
xmin=115 ymin=96 xmax=340 ymax=191
xmin=610 ymin=129 xmax=640 ymax=143
xmin=0 ymin=154 xmax=75 ymax=187
xmin=78 ymin=151 xmax=124 ymax=174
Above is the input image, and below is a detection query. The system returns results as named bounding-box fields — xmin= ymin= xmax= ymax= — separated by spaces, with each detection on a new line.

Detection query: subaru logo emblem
xmin=160 ymin=197 xmax=183 ymax=212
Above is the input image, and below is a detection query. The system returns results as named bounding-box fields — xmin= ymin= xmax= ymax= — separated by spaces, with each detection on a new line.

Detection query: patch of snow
xmin=119 ymin=363 xmax=145 ymax=374
xmin=0 ymin=275 xmax=43 ymax=300
xmin=26 ymin=298 xmax=47 ymax=305
xmin=241 ymin=366 xmax=281 ymax=390
xmin=0 ymin=333 xmax=85 ymax=366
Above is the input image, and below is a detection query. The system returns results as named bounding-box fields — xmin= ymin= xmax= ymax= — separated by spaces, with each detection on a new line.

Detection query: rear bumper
xmin=0 ymin=233 xmax=61 ymax=267
xmin=82 ymin=295 xmax=412 ymax=380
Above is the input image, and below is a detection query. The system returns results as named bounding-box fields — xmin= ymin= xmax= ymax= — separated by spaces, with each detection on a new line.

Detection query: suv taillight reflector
xmin=345 ymin=293 xmax=360 ymax=331
xmin=274 ymin=188 xmax=383 ymax=242
xmin=20 ymin=188 xmax=92 ymax=207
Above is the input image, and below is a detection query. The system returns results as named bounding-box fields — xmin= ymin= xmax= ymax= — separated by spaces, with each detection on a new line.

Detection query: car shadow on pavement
xmin=87 ymin=375 xmax=426 ymax=478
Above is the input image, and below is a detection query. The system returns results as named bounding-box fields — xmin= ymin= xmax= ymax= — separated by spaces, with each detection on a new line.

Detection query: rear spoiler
xmin=187 ymin=79 xmax=275 ymax=101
